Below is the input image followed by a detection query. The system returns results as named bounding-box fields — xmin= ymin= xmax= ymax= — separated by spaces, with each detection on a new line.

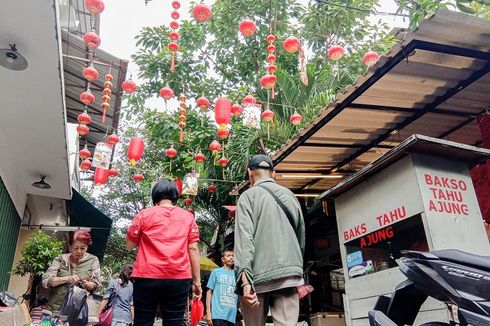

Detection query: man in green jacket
xmin=234 ymin=155 xmax=305 ymax=326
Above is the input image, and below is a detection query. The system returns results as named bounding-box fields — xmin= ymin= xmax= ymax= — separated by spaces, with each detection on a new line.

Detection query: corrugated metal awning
xmin=234 ymin=10 xmax=490 ymax=196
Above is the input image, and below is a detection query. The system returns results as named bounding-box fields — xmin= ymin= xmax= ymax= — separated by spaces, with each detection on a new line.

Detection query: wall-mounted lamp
xmin=32 ymin=176 xmax=51 ymax=190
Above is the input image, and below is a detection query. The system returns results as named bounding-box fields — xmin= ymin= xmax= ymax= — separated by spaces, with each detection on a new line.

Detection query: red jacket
xmin=127 ymin=206 xmax=199 ymax=279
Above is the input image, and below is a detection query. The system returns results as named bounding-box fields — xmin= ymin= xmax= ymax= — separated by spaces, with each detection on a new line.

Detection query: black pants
xmin=212 ymin=320 xmax=235 ymax=326
xmin=133 ymin=278 xmax=191 ymax=326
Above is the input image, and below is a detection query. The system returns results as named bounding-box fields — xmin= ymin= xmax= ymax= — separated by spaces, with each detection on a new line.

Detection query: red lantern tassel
xmin=271 ymin=86 xmax=275 ymax=100
xmin=171 ymin=52 xmax=175 ymax=72
xmin=102 ymin=109 xmax=107 ymax=124
xmin=179 ymin=128 xmax=184 ymax=143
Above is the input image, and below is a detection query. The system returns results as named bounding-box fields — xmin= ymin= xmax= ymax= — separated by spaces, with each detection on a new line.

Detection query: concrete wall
xmin=8 ymin=230 xmax=35 ymax=298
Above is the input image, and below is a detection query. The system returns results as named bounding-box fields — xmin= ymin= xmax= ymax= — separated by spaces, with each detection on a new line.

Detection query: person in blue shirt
xmin=206 ymin=251 xmax=238 ymax=326
xmin=98 ymin=264 xmax=134 ymax=325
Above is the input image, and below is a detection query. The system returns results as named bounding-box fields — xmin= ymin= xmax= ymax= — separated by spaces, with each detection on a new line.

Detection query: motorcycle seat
xmin=433 ymin=249 xmax=490 ymax=272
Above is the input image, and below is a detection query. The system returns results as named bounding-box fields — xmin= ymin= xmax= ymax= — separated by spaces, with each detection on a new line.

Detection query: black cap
xmin=247 ymin=154 xmax=274 ymax=170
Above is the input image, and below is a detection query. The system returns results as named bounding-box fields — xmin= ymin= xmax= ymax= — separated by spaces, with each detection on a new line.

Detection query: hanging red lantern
xmin=193 ymin=3 xmax=212 ymax=22
xmin=80 ymin=91 xmax=95 ymax=105
xmin=260 ymin=74 xmax=277 ymax=90
xmin=170 ymin=21 xmax=179 ymax=30
xmin=242 ymin=95 xmax=257 ymax=106
xmin=80 ymin=159 xmax=92 ymax=171
xmin=218 ymin=157 xmax=229 ymax=167
xmin=101 ymin=102 xmax=110 ymax=110
xmin=165 ymin=147 xmax=178 ymax=159
xmin=107 ymin=133 xmax=119 ymax=145
xmin=108 ymin=169 xmax=119 ymax=177
xmin=104 ymin=80 xmax=113 ymax=88
xmin=83 ymin=32 xmax=101 ymax=49
xmin=328 ymin=45 xmax=345 ymax=61
xmin=231 ymin=104 xmax=243 ymax=117
xmin=133 ymin=174 xmax=144 ymax=183
xmin=209 ymin=140 xmax=222 ymax=156
xmin=171 ymin=0 xmax=180 ymax=9
xmin=103 ymin=88 xmax=111 ymax=95
xmin=102 ymin=95 xmax=111 ymax=103
xmin=239 ymin=20 xmax=256 ymax=37
xmin=128 ymin=136 xmax=145 ymax=166
xmin=363 ymin=51 xmax=380 ymax=66
xmin=194 ymin=153 xmax=206 ymax=163
xmin=184 ymin=198 xmax=193 ymax=206
xmin=283 ymin=36 xmax=301 ymax=53
xmin=168 ymin=42 xmax=179 ymax=52
xmin=171 ymin=10 xmax=180 ymax=19
xmin=122 ymin=79 xmax=137 ymax=94
xmin=267 ymin=44 xmax=277 ymax=53
xmin=77 ymin=111 xmax=92 ymax=125
xmin=79 ymin=147 xmax=91 ymax=160
xmin=82 ymin=66 xmax=99 ymax=81
xmin=160 ymin=86 xmax=174 ymax=101
xmin=267 ymin=54 xmax=277 ymax=63
xmin=169 ymin=31 xmax=180 ymax=41
xmin=94 ymin=167 xmax=109 ymax=185
xmin=196 ymin=97 xmax=210 ymax=111
xmin=215 ymin=97 xmax=232 ymax=127
xmin=290 ymin=112 xmax=303 ymax=126
xmin=268 ymin=64 xmax=277 ymax=74
xmin=262 ymin=109 xmax=275 ymax=122
xmin=84 ymin=0 xmax=105 ymax=14
xmin=266 ymin=34 xmax=276 ymax=43
xmin=217 ymin=128 xmax=230 ymax=140
xmin=178 ymin=121 xmax=186 ymax=128
xmin=208 ymin=185 xmax=217 ymax=193
xmin=174 ymin=178 xmax=183 ymax=197
xmin=105 ymin=73 xmax=113 ymax=81
xmin=179 ymin=108 xmax=187 ymax=115
xmin=179 ymin=114 xmax=186 ymax=122
xmin=76 ymin=124 xmax=90 ymax=136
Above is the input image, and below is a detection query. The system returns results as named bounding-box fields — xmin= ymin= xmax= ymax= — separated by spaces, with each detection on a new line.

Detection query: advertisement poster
xmin=92 ymin=142 xmax=112 ymax=169
xmin=183 ymin=173 xmax=199 ymax=196
xmin=243 ymin=104 xmax=261 ymax=129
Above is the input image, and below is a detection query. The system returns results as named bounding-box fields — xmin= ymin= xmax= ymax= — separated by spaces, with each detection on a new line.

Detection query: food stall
xmin=322 ymin=135 xmax=490 ymax=325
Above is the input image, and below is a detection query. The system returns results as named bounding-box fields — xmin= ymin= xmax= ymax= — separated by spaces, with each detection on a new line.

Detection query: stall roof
xmin=233 ymin=10 xmax=490 ymax=195
xmin=321 ymin=134 xmax=490 ymax=199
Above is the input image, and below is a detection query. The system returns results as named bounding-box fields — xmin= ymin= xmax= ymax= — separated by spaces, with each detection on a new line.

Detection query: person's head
xmin=221 ymin=250 xmax=234 ymax=268
xmin=247 ymin=154 xmax=275 ymax=186
xmin=152 ymin=178 xmax=179 ymax=205
xmin=119 ymin=264 xmax=134 ymax=286
xmin=68 ymin=230 xmax=92 ymax=261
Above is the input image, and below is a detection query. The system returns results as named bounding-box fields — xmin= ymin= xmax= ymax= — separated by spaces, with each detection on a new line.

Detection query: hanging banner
xmin=183 ymin=172 xmax=199 ymax=196
xmin=243 ymin=104 xmax=261 ymax=129
xmin=92 ymin=142 xmax=112 ymax=169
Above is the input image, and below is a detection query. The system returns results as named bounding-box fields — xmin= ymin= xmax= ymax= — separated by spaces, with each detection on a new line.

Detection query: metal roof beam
xmin=349 ymin=103 xmax=475 ymax=118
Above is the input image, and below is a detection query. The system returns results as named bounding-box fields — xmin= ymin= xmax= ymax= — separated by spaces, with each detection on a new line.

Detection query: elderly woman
xmin=42 ymin=230 xmax=101 ymax=311
xmin=126 ymin=179 xmax=201 ymax=326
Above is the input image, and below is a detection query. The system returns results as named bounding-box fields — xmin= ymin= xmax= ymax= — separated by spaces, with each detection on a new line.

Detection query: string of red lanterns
xmin=178 ymin=94 xmax=187 ymax=143
xmin=169 ymin=1 xmax=181 ymax=72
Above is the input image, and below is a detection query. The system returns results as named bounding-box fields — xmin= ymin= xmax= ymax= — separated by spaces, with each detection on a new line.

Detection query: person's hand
xmin=242 ymin=284 xmax=259 ymax=308
xmin=81 ymin=280 xmax=96 ymax=292
xmin=206 ymin=313 xmax=213 ymax=326
xmin=66 ymin=275 xmax=80 ymax=285
xmin=192 ymin=282 xmax=202 ymax=299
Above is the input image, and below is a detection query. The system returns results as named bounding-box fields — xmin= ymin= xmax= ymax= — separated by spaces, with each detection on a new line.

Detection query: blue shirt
xmin=206 ymin=267 xmax=237 ymax=323
xmin=103 ymin=279 xmax=133 ymax=323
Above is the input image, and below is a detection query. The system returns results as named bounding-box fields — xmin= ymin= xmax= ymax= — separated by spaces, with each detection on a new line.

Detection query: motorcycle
xmin=368 ymin=249 xmax=490 ymax=326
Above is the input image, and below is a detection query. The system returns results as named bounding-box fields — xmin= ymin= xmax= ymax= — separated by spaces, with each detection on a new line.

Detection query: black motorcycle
xmin=368 ymin=250 xmax=490 ymax=326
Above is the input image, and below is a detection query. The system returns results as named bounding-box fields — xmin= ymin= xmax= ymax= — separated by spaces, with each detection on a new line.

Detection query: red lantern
xmin=122 ymin=79 xmax=137 ymax=94
xmin=267 ymin=54 xmax=277 ymax=63
xmin=165 ymin=147 xmax=178 ymax=159
xmin=105 ymin=73 xmax=113 ymax=81
xmin=171 ymin=11 xmax=180 ymax=20
xmin=104 ymin=80 xmax=113 ymax=88
xmin=328 ymin=45 xmax=345 ymax=61
xmin=194 ymin=153 xmax=206 ymax=163
xmin=174 ymin=178 xmax=183 ymax=197
xmin=172 ymin=0 xmax=180 ymax=9
xmin=128 ymin=137 xmax=145 ymax=166
xmin=217 ymin=128 xmax=230 ymax=140
xmin=266 ymin=34 xmax=276 ymax=43
xmin=231 ymin=104 xmax=243 ymax=117
xmin=208 ymin=185 xmax=217 ymax=193
xmin=184 ymin=198 xmax=193 ymax=206
xmin=179 ymin=108 xmax=187 ymax=115
xmin=101 ymin=102 xmax=110 ymax=110
xmin=196 ymin=97 xmax=210 ymax=110
xmin=76 ymin=124 xmax=89 ymax=136
xmin=107 ymin=133 xmax=119 ymax=145
xmin=267 ymin=44 xmax=276 ymax=53
xmin=179 ymin=115 xmax=186 ymax=122
xmin=218 ymin=157 xmax=229 ymax=167
xmin=80 ymin=159 xmax=92 ymax=171
xmin=103 ymin=88 xmax=111 ymax=95
xmin=108 ymin=169 xmax=119 ymax=177
xmin=84 ymin=0 xmax=105 ymax=14
xmin=133 ymin=174 xmax=144 ymax=183
xmin=169 ymin=31 xmax=180 ymax=41
xmin=214 ymin=97 xmax=232 ymax=127
xmin=168 ymin=42 xmax=179 ymax=52
xmin=178 ymin=121 xmax=186 ymax=129
xmin=170 ymin=21 xmax=179 ymax=30
xmin=80 ymin=91 xmax=95 ymax=105
xmin=260 ymin=74 xmax=277 ymax=90
xmin=102 ymin=95 xmax=111 ymax=103
xmin=242 ymin=95 xmax=257 ymax=106
xmin=83 ymin=32 xmax=101 ymax=49
xmin=160 ymin=86 xmax=174 ymax=101
xmin=262 ymin=109 xmax=275 ymax=122
xmin=79 ymin=147 xmax=91 ymax=160
xmin=77 ymin=111 xmax=92 ymax=125
xmin=94 ymin=167 xmax=109 ymax=185
xmin=193 ymin=3 xmax=212 ymax=22
xmin=283 ymin=36 xmax=301 ymax=53
xmin=268 ymin=65 xmax=277 ymax=74
xmin=239 ymin=20 xmax=256 ymax=37
xmin=83 ymin=66 xmax=99 ymax=81
xmin=363 ymin=51 xmax=380 ymax=66
xmin=290 ymin=112 xmax=303 ymax=126
xmin=209 ymin=140 xmax=221 ymax=156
